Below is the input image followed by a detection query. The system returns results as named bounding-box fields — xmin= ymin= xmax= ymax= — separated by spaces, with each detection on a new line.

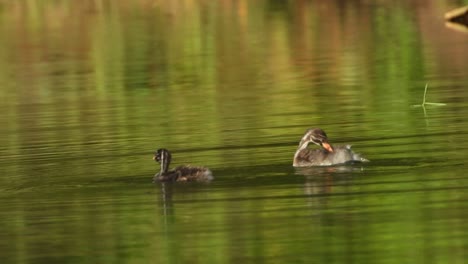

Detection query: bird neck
xmin=294 ymin=139 xmax=310 ymax=160
xmin=297 ymin=139 xmax=310 ymax=151
xmin=159 ymin=152 xmax=171 ymax=174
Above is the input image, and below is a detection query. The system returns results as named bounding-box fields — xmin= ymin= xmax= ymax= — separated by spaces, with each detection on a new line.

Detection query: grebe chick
xmin=153 ymin=148 xmax=213 ymax=182
xmin=293 ymin=128 xmax=368 ymax=167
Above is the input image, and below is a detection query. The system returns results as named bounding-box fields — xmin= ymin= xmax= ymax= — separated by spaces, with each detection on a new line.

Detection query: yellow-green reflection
xmin=0 ymin=1 xmax=467 ymax=263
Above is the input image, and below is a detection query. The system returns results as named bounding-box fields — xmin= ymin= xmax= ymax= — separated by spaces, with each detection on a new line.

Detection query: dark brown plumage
xmin=293 ymin=128 xmax=368 ymax=167
xmin=153 ymin=148 xmax=213 ymax=182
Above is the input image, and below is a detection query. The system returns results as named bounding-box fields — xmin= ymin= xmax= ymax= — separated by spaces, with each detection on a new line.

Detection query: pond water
xmin=1 ymin=1 xmax=467 ymax=263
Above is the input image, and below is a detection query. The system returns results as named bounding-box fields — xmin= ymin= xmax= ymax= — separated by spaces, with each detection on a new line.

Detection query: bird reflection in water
xmin=296 ymin=166 xmax=364 ymax=194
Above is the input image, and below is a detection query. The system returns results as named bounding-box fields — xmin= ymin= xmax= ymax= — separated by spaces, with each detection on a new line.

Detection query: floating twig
xmin=412 ymin=83 xmax=446 ymax=108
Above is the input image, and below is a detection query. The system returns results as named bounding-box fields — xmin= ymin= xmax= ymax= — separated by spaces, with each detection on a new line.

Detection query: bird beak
xmin=152 ymin=155 xmax=156 ymax=160
xmin=322 ymin=142 xmax=334 ymax=152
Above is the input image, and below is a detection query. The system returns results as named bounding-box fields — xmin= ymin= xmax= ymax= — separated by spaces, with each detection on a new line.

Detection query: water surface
xmin=1 ymin=1 xmax=467 ymax=263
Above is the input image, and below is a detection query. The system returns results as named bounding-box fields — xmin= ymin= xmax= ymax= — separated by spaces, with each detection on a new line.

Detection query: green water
xmin=1 ymin=1 xmax=467 ymax=263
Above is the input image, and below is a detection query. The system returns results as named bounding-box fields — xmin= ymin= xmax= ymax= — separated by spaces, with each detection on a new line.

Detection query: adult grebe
xmin=293 ymin=128 xmax=368 ymax=167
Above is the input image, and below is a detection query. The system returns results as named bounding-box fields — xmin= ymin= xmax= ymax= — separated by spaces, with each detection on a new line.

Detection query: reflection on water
xmin=295 ymin=165 xmax=359 ymax=194
xmin=1 ymin=1 xmax=468 ymax=263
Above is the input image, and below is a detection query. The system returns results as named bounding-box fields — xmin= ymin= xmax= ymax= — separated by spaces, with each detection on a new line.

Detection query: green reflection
xmin=0 ymin=1 xmax=467 ymax=263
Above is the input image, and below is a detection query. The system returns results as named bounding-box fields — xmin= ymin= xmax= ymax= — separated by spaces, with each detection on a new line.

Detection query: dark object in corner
xmin=445 ymin=6 xmax=468 ymax=26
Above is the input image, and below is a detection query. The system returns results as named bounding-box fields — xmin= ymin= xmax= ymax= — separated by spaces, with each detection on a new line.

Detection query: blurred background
xmin=0 ymin=1 xmax=467 ymax=263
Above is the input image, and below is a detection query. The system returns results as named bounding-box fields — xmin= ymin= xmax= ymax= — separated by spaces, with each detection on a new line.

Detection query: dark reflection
xmin=296 ymin=166 xmax=363 ymax=194
xmin=156 ymin=181 xmax=213 ymax=224
xmin=296 ymin=165 xmax=365 ymax=175
xmin=159 ymin=183 xmax=175 ymax=223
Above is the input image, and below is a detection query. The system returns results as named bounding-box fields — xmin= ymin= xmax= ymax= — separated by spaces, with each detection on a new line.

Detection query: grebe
xmin=293 ymin=128 xmax=368 ymax=167
xmin=153 ymin=148 xmax=213 ymax=182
